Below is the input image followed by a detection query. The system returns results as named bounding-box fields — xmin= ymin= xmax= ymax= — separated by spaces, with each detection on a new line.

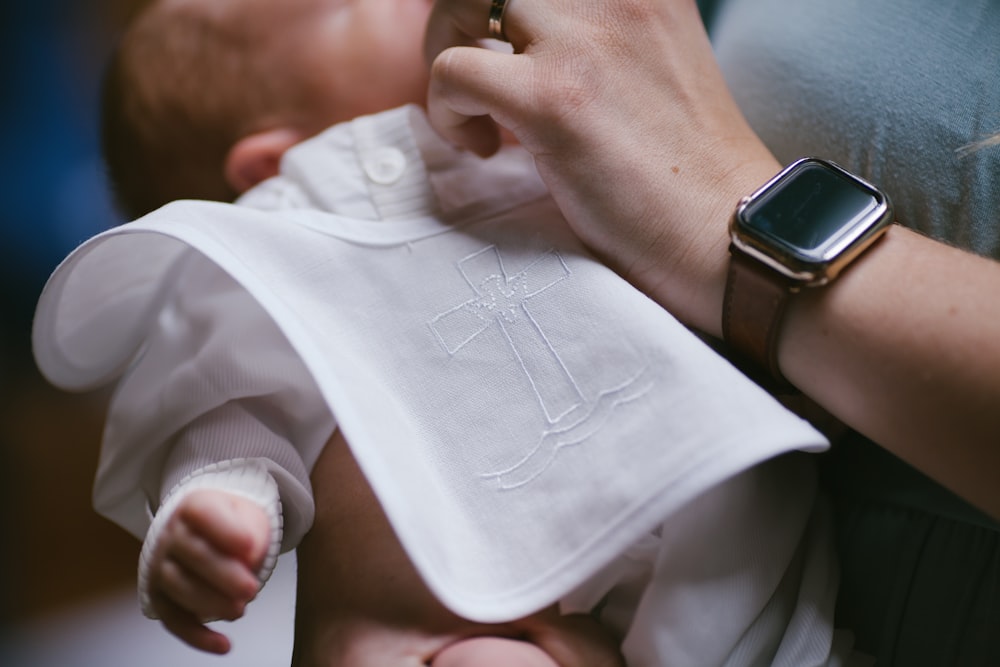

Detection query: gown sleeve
xmin=93 ymin=252 xmax=336 ymax=551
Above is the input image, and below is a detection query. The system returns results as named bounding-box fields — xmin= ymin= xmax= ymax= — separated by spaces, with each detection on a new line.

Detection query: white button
xmin=362 ymin=147 xmax=407 ymax=185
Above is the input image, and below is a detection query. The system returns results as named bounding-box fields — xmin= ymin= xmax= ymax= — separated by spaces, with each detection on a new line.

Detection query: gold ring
xmin=488 ymin=0 xmax=510 ymax=41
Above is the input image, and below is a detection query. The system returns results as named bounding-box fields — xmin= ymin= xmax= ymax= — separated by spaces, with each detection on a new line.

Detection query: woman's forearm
xmin=424 ymin=0 xmax=1000 ymax=515
xmin=783 ymin=224 xmax=1000 ymax=517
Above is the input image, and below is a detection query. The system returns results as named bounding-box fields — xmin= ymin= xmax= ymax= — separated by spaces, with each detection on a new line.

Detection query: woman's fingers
xmin=426 ymin=0 xmax=574 ymax=59
xmin=424 ymin=0 xmax=493 ymax=64
xmin=427 ymin=45 xmax=528 ymax=155
xmin=425 ymin=0 xmax=572 ymax=154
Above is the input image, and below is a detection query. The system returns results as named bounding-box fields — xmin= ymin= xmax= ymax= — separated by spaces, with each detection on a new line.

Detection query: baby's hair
xmin=101 ymin=0 xmax=291 ymax=219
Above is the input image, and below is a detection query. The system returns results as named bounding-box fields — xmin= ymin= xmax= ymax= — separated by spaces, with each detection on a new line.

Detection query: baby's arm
xmin=139 ymin=459 xmax=282 ymax=654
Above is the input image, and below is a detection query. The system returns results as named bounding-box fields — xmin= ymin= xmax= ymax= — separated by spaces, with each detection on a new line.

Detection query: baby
xmin=33 ymin=0 xmax=850 ymax=665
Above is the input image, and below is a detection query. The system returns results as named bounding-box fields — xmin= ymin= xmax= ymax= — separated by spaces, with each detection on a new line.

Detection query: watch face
xmin=734 ymin=158 xmax=892 ymax=282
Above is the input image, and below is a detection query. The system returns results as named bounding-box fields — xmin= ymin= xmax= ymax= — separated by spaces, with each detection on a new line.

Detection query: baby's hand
xmin=145 ymin=489 xmax=271 ymax=654
xmin=432 ymin=637 xmax=561 ymax=667
xmin=430 ymin=613 xmax=626 ymax=667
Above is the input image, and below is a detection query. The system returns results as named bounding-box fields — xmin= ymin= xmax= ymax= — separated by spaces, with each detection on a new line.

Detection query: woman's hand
xmin=424 ymin=0 xmax=1000 ymax=518
xmin=425 ymin=0 xmax=781 ymax=336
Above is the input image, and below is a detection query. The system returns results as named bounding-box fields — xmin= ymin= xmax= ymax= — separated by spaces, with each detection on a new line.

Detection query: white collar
xmin=238 ymin=105 xmax=548 ymax=224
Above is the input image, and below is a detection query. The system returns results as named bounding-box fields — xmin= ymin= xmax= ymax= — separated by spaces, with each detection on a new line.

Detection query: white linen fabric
xmin=34 ymin=106 xmax=830 ymax=640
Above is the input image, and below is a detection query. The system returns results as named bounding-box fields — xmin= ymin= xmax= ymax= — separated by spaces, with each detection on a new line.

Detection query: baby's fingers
xmin=154 ymin=591 xmax=232 ymax=655
xmin=166 ymin=520 xmax=261 ymax=602
xmin=179 ymin=490 xmax=271 ymax=568
xmin=155 ymin=553 xmax=256 ymax=623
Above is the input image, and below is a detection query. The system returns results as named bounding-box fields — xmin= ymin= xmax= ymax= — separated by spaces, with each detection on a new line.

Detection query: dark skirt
xmin=821 ymin=433 xmax=1000 ymax=666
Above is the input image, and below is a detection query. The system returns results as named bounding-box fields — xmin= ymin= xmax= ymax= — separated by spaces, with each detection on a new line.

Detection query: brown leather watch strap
xmin=722 ymin=247 xmax=796 ymax=385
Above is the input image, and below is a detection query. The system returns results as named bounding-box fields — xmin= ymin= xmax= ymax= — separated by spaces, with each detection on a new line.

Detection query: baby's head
xmin=103 ymin=0 xmax=433 ymax=219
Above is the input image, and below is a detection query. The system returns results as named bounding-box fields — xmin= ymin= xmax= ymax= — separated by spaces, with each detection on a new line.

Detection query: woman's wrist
xmin=631 ymin=149 xmax=782 ymax=338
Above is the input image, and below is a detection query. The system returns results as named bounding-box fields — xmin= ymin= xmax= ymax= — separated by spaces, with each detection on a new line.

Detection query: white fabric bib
xmin=34 ymin=106 xmax=827 ymax=621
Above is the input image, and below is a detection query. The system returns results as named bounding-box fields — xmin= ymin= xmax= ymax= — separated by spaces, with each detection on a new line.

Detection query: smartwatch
xmin=723 ymin=157 xmax=894 ymax=385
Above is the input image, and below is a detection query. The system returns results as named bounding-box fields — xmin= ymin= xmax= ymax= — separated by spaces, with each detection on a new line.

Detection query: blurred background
xmin=0 ymin=2 xmax=295 ymax=664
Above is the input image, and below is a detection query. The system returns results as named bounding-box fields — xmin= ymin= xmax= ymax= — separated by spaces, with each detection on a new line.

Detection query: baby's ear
xmin=224 ymin=127 xmax=305 ymax=193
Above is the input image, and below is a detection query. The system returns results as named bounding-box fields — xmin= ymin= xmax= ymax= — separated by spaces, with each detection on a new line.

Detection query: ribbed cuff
xmin=137 ymin=458 xmax=283 ymax=619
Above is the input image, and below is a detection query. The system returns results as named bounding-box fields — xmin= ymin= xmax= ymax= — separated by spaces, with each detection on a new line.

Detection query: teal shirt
xmin=706 ymin=0 xmax=1000 ymax=259
xmin=699 ymin=2 xmax=1000 ymax=664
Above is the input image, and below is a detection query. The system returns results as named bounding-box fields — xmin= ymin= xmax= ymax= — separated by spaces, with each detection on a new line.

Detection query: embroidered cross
xmin=429 ymin=245 xmax=583 ymax=423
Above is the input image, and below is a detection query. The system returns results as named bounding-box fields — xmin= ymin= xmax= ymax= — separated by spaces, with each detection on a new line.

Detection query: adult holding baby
xmin=425 ymin=0 xmax=1000 ymax=663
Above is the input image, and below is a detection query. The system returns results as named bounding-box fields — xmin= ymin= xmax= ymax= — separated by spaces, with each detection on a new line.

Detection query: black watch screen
xmin=741 ymin=161 xmax=883 ymax=262
xmin=736 ymin=158 xmax=889 ymax=265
